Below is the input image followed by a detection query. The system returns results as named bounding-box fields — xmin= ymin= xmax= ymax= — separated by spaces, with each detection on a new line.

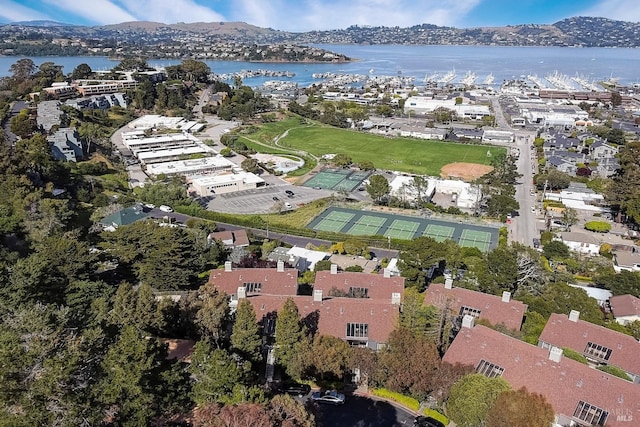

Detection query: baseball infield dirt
xmin=440 ymin=162 xmax=493 ymax=181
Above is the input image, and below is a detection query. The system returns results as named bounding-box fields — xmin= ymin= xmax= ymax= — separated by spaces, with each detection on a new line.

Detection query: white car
xmin=159 ymin=205 xmax=174 ymax=213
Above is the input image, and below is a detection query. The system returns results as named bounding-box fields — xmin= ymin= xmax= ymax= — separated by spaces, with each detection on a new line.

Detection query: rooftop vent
xmin=391 ymin=292 xmax=401 ymax=305
xmin=330 ymin=264 xmax=338 ymax=275
xmin=444 ymin=278 xmax=453 ymax=290
xmin=569 ymin=310 xmax=580 ymax=322
xmin=461 ymin=314 xmax=475 ymax=329
xmin=237 ymin=286 xmax=246 ymax=300
xmin=224 ymin=261 xmax=232 ymax=272
xmin=383 ymin=268 xmax=391 ymax=278
xmin=501 ymin=291 xmax=511 ymax=303
xmin=549 ymin=346 xmax=563 ymax=363
xmin=277 ymin=260 xmax=284 ymax=272
xmin=313 ymin=289 xmax=323 ymax=302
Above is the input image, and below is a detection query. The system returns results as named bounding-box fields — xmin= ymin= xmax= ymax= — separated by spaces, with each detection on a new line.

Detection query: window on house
xmin=476 ymin=359 xmax=504 ymax=378
xmin=460 ymin=306 xmax=482 ymax=318
xmin=584 ymin=342 xmax=612 ymax=362
xmin=348 ymin=287 xmax=369 ymax=298
xmin=346 ymin=323 xmax=369 ymax=339
xmin=573 ymin=401 xmax=608 ymax=426
xmin=243 ymin=282 xmax=262 ymax=293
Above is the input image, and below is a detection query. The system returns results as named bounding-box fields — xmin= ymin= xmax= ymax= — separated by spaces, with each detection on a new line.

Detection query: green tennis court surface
xmin=385 ymin=219 xmax=421 ymax=240
xmin=348 ymin=215 xmax=386 ymax=236
xmin=307 ymin=207 xmax=499 ymax=252
xmin=313 ymin=210 xmax=355 ymax=233
xmin=302 ymin=168 xmax=371 ymax=191
xmin=458 ymin=229 xmax=492 ymax=251
xmin=424 ymin=224 xmax=456 ymax=241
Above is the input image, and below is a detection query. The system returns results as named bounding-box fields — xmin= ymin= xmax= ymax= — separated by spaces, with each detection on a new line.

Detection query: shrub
xmin=371 ymin=389 xmax=420 ymax=411
xmin=584 ymin=221 xmax=611 ymax=233
xmin=599 ymin=243 xmax=612 ymax=258
xmin=597 ymin=365 xmax=631 ymax=381
xmin=562 ymin=348 xmax=588 ymax=364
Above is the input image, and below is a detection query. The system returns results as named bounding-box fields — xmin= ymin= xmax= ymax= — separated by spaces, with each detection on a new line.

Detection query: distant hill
xmin=2 ymin=16 xmax=640 ymax=50
xmin=9 ymin=20 xmax=74 ymax=27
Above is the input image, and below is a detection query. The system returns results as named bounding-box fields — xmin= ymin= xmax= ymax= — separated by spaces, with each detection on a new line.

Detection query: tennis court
xmin=347 ymin=215 xmax=387 ymax=236
xmin=423 ymin=224 xmax=456 ymax=242
xmin=313 ymin=210 xmax=355 ymax=233
xmin=302 ymin=168 xmax=370 ymax=191
xmin=385 ymin=219 xmax=421 ymax=240
xmin=458 ymin=229 xmax=493 ymax=251
xmin=307 ymin=207 xmax=500 ymax=252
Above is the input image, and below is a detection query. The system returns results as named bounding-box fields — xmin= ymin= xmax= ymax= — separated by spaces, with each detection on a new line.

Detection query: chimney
xmin=549 ymin=346 xmax=563 ymax=363
xmin=330 ymin=264 xmax=338 ymax=275
xmin=313 ymin=289 xmax=323 ymax=302
xmin=383 ymin=268 xmax=391 ymax=278
xmin=277 ymin=260 xmax=284 ymax=272
xmin=501 ymin=291 xmax=511 ymax=303
xmin=237 ymin=286 xmax=246 ymax=299
xmin=224 ymin=261 xmax=232 ymax=272
xmin=461 ymin=314 xmax=475 ymax=329
xmin=444 ymin=278 xmax=453 ymax=289
xmin=391 ymin=292 xmax=401 ymax=305
xmin=569 ymin=310 xmax=580 ymax=322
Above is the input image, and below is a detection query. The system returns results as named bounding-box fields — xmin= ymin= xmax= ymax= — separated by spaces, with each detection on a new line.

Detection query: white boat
xmin=483 ymin=73 xmax=495 ymax=85
xmin=461 ymin=70 xmax=477 ymax=86
xmin=439 ymin=69 xmax=456 ymax=84
xmin=423 ymin=72 xmax=439 ymax=83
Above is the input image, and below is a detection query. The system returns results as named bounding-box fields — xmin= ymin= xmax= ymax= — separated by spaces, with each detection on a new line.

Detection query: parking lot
xmin=206 ymin=179 xmax=335 ymax=214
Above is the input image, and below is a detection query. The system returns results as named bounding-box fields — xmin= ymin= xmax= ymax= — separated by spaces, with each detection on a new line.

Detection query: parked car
xmin=284 ymin=202 xmax=293 ymax=209
xmin=159 ymin=205 xmax=174 ymax=213
xmin=533 ymin=238 xmax=541 ymax=249
xmin=280 ymin=383 xmax=311 ymax=397
xmin=285 ymin=189 xmax=294 ymax=196
xmin=272 ymin=196 xmax=279 ymax=201
xmin=413 ymin=416 xmax=446 ymax=427
xmin=310 ymin=390 xmax=345 ymax=405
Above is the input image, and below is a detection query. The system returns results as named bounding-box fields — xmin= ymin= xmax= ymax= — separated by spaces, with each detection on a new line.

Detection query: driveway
xmin=314 ymin=393 xmax=416 ymax=427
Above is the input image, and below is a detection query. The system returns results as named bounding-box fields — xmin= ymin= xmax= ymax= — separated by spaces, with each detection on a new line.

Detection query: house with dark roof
xmin=423 ymin=281 xmax=527 ymax=331
xmin=48 ymin=128 xmax=84 ymax=162
xmin=558 ymin=232 xmax=601 ymax=256
xmin=242 ymin=291 xmax=401 ymax=350
xmin=538 ymin=311 xmax=640 ymax=384
xmin=314 ymin=264 xmax=405 ymax=301
xmin=99 ymin=205 xmax=150 ymax=231
xmin=609 ymin=295 xmax=640 ymax=326
xmin=443 ymin=319 xmax=640 ymax=427
xmin=208 ymin=261 xmax=299 ymax=301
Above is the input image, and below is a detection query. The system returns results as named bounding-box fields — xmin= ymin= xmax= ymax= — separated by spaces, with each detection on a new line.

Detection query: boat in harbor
xmin=483 ymin=73 xmax=495 ymax=85
xmin=460 ymin=70 xmax=477 ymax=86
xmin=423 ymin=72 xmax=439 ymax=83
xmin=439 ymin=69 xmax=456 ymax=84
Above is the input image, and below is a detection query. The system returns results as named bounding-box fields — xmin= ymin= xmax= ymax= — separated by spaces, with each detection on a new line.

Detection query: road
xmin=490 ymin=96 xmax=538 ymax=247
xmin=313 ymin=393 xmax=416 ymax=427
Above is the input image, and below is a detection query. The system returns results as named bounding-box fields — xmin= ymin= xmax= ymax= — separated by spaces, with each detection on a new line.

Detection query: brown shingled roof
xmin=209 ymin=267 xmax=298 ymax=296
xmin=443 ymin=325 xmax=640 ymax=427
xmin=244 ymin=294 xmax=399 ymax=345
xmin=610 ymin=294 xmax=640 ymax=318
xmin=538 ymin=313 xmax=640 ymax=378
xmin=423 ymin=283 xmax=527 ymax=330
xmin=314 ymin=270 xmax=405 ymax=301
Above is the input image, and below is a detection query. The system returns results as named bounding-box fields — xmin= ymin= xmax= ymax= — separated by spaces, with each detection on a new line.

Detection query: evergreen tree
xmin=275 ymin=297 xmax=305 ymax=374
xmin=231 ymin=299 xmax=263 ymax=365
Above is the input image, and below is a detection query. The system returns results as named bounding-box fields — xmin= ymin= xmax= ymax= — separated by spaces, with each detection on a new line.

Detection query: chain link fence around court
xmin=302 ymin=168 xmax=371 ymax=192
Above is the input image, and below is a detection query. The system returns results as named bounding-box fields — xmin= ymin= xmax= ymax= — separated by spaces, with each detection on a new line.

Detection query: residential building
xmin=538 ymin=311 xmax=640 ymax=383
xmin=444 ymin=321 xmax=640 ymax=427
xmin=243 ymin=292 xmax=401 ymax=349
xmin=99 ymin=205 xmax=150 ymax=231
xmin=207 ymin=229 xmax=250 ymax=248
xmin=424 ymin=282 xmax=527 ymax=331
xmin=559 ymin=232 xmax=601 ymax=256
xmin=609 ymin=295 xmax=640 ymax=326
xmin=48 ymin=128 xmax=84 ymax=162
xmin=314 ymin=265 xmax=405 ymax=301
xmin=482 ymin=130 xmax=514 ymax=143
xmin=36 ymin=100 xmax=62 ymax=132
xmin=613 ymin=251 xmax=640 ymax=273
xmin=209 ymin=261 xmax=299 ymax=300
xmin=74 ymin=79 xmax=138 ymax=96
xmin=266 ymin=247 xmax=307 ymax=273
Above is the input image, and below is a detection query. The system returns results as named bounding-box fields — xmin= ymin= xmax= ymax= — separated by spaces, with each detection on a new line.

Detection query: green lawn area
xmin=279 ymin=127 xmax=505 ymax=175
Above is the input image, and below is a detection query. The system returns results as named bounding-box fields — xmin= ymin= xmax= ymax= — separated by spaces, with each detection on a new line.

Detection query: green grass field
xmin=282 ymin=127 xmax=504 ymax=175
xmin=240 ymin=118 xmax=505 ymax=176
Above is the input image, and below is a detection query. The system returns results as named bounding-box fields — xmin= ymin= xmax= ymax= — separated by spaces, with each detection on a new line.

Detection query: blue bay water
xmin=1 ymin=45 xmax=640 ymax=86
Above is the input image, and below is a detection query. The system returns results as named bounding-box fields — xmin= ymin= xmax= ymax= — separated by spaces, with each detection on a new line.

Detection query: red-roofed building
xmin=244 ymin=293 xmax=400 ymax=350
xmin=443 ymin=321 xmax=640 ymax=427
xmin=538 ymin=311 xmax=640 ymax=384
xmin=209 ymin=261 xmax=298 ymax=298
xmin=423 ymin=282 xmax=527 ymax=331
xmin=314 ymin=266 xmax=405 ymax=301
xmin=610 ymin=294 xmax=640 ymax=326
xmin=207 ymin=229 xmax=250 ymax=248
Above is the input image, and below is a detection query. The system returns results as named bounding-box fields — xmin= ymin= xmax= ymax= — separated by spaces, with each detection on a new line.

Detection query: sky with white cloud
xmin=1 ymin=0 xmax=639 ymax=30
